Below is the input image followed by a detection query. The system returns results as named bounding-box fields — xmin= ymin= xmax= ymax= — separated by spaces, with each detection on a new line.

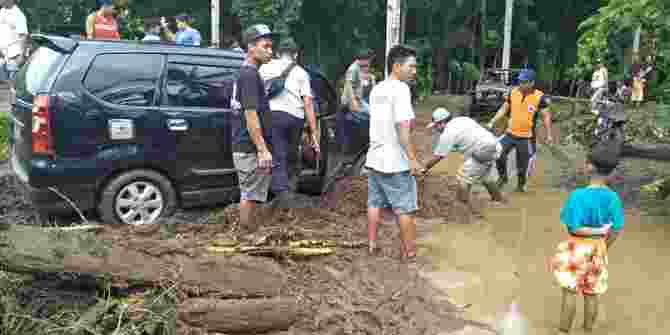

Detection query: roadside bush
xmin=0 ymin=114 xmax=9 ymax=162
xmin=414 ymin=63 xmax=433 ymax=99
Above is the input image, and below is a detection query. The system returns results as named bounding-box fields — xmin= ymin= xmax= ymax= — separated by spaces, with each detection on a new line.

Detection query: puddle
xmin=418 ymin=152 xmax=670 ymax=334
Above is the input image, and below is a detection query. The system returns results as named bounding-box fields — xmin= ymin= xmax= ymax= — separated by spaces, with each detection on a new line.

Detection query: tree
xmin=577 ymin=0 xmax=669 ymax=100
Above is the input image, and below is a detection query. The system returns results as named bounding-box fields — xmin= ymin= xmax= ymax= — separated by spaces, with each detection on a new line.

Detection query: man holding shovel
xmin=421 ymin=108 xmax=506 ymax=224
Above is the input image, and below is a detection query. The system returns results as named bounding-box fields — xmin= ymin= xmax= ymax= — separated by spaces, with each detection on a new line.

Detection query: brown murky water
xmin=416 ymin=152 xmax=670 ymax=335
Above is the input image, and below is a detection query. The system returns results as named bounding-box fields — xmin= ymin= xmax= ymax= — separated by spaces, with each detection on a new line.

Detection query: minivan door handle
xmin=167 ymin=119 xmax=188 ymax=131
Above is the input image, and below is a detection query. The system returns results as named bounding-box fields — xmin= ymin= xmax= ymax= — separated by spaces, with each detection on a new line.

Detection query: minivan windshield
xmin=15 ymin=46 xmax=67 ymax=100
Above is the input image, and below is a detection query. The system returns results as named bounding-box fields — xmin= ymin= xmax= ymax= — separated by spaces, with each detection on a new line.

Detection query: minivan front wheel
xmin=99 ymin=170 xmax=177 ymax=225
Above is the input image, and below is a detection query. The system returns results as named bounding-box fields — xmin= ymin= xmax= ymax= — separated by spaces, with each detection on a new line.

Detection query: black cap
xmin=355 ymin=48 xmax=374 ymax=60
xmin=243 ymin=24 xmax=275 ymax=46
xmin=175 ymin=13 xmax=192 ymax=22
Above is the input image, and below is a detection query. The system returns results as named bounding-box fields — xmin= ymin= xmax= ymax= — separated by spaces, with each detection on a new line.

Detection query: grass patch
xmin=0 ymin=113 xmax=9 ymax=162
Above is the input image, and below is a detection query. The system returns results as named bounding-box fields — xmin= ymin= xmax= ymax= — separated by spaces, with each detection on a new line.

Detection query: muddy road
xmin=1 ymin=95 xmax=668 ymax=335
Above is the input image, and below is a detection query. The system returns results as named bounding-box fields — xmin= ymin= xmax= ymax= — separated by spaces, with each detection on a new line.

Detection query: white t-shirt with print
xmin=433 ymin=117 xmax=497 ymax=158
xmin=365 ymin=79 xmax=415 ymax=173
xmin=0 ymin=5 xmax=28 ymax=59
xmin=259 ymin=58 xmax=313 ymax=119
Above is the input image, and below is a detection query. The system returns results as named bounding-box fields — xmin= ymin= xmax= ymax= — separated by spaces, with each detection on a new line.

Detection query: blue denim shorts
xmin=0 ymin=61 xmax=18 ymax=81
xmin=367 ymin=170 xmax=418 ymax=214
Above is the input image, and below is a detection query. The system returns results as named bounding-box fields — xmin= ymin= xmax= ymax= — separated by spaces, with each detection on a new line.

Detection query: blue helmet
xmin=518 ymin=69 xmax=536 ymax=82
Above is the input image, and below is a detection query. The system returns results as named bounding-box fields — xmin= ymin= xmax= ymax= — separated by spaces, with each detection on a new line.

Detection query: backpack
xmin=265 ymin=62 xmax=297 ymax=99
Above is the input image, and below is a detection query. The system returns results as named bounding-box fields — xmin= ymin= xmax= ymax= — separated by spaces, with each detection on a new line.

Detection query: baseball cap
xmin=518 ymin=69 xmax=536 ymax=82
xmin=175 ymin=13 xmax=192 ymax=22
xmin=243 ymin=24 xmax=275 ymax=46
xmin=426 ymin=108 xmax=451 ymax=128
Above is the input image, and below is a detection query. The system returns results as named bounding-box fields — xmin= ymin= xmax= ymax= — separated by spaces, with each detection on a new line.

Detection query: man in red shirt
xmin=86 ymin=0 xmax=120 ymax=40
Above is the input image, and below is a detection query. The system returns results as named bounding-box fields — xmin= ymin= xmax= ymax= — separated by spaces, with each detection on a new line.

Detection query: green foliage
xmin=0 ymin=114 xmax=9 ymax=162
xmin=577 ymin=0 xmax=669 ymax=100
xmin=118 ymin=11 xmax=145 ymax=41
xmin=19 ymin=0 xmax=603 ymax=86
xmin=536 ymin=62 xmax=555 ymax=83
xmin=415 ymin=63 xmax=433 ymax=99
xmin=232 ymin=0 xmax=302 ymax=37
xmin=0 ymin=276 xmax=178 ymax=335
xmin=462 ymin=62 xmax=480 ymax=82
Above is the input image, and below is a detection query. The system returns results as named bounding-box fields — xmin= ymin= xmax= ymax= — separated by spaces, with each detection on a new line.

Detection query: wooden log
xmin=622 ymin=143 xmax=670 ymax=161
xmin=178 ymin=297 xmax=300 ymax=334
xmin=0 ymin=224 xmax=285 ymax=297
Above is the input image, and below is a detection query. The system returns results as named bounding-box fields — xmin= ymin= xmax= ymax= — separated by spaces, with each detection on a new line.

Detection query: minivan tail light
xmin=32 ymin=95 xmax=53 ymax=156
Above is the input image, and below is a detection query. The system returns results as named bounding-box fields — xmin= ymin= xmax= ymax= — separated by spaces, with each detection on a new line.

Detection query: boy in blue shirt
xmin=550 ymin=154 xmax=624 ymax=334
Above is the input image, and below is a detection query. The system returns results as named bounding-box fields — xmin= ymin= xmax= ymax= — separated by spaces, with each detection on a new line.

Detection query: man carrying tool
xmin=259 ymin=37 xmax=319 ymax=206
xmin=421 ymin=108 xmax=506 ymax=224
xmin=486 ymin=69 xmax=554 ymax=192
xmin=231 ymin=24 xmax=274 ymax=228
xmin=365 ymin=45 xmax=422 ymax=262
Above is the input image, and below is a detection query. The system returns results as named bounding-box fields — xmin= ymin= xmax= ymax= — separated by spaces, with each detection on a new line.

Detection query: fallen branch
xmin=206 ymin=245 xmax=334 ymax=258
xmin=178 ymin=297 xmax=300 ymax=333
xmin=0 ymin=224 xmax=286 ymax=298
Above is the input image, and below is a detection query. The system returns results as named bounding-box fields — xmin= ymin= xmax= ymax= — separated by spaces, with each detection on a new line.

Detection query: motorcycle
xmin=589 ymin=89 xmax=626 ymax=165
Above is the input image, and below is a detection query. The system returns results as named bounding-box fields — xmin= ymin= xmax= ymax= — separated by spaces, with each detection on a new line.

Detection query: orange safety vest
xmin=506 ymin=88 xmax=544 ymax=138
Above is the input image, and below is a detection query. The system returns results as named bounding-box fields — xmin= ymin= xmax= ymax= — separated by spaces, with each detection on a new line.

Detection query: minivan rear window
xmin=15 ymin=46 xmax=67 ymax=100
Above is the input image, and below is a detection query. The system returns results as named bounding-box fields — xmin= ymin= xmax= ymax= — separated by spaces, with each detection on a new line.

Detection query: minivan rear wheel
xmin=98 ymin=170 xmax=177 ymax=225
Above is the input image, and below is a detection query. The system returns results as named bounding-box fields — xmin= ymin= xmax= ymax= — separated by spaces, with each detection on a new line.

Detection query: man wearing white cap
xmin=421 ymin=108 xmax=506 ymax=223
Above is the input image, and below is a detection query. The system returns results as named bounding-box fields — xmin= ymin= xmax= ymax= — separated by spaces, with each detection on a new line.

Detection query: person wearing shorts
xmin=231 ymin=24 xmax=275 ymax=228
xmin=365 ymin=45 xmax=422 ymax=262
xmin=549 ymin=155 xmax=624 ymax=334
xmin=421 ymin=108 xmax=505 ymax=224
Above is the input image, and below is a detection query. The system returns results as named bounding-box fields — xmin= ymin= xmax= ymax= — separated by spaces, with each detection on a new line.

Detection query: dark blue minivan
xmin=8 ymin=35 xmax=334 ymax=225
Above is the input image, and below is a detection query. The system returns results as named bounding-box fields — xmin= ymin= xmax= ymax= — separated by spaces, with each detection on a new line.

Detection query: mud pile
xmin=0 ymin=172 xmax=470 ymax=335
xmin=322 ymin=175 xmax=465 ymax=220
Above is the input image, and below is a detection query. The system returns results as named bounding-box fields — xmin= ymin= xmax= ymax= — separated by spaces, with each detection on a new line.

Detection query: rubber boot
xmin=516 ymin=175 xmax=527 ymax=193
xmin=483 ymin=181 xmax=505 ymax=203
xmin=496 ymin=174 xmax=508 ymax=190
xmin=496 ymin=163 xmax=508 ymax=189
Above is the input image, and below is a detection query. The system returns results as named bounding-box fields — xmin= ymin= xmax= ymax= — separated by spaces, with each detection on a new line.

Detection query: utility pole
xmin=385 ymin=0 xmax=401 ymax=78
xmin=211 ymin=0 xmax=220 ymax=47
xmin=633 ymin=26 xmax=641 ymax=57
xmin=480 ymin=0 xmax=487 ymax=73
xmin=400 ymin=0 xmax=406 ymax=44
xmin=502 ymin=0 xmax=514 ymax=72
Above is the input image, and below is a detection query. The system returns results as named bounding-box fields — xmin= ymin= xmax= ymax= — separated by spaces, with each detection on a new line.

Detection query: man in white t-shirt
xmin=365 ymin=45 xmax=422 ymax=262
xmin=421 ymin=108 xmax=506 ymax=223
xmin=0 ymin=0 xmax=28 ymax=81
xmin=259 ymin=37 xmax=319 ymax=205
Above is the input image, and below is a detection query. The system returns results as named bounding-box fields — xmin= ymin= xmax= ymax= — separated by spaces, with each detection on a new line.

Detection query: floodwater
xmin=417 ymin=152 xmax=670 ymax=335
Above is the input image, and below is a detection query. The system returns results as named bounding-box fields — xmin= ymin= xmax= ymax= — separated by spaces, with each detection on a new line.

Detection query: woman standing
xmin=86 ymin=0 xmax=120 ymax=40
xmin=630 ymin=55 xmax=645 ymax=111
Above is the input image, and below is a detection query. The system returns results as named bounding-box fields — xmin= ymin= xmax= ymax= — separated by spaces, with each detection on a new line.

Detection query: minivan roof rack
xmin=31 ymin=34 xmax=78 ymax=53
